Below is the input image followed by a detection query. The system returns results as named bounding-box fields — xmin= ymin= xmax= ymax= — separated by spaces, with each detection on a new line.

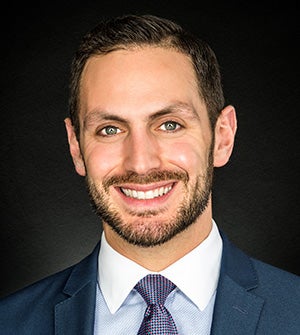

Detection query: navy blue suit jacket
xmin=0 ymin=233 xmax=299 ymax=334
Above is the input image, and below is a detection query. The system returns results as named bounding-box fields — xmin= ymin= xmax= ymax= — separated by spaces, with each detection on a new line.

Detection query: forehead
xmin=79 ymin=46 xmax=204 ymax=119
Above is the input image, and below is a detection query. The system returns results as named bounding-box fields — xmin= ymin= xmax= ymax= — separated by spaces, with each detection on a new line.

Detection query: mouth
xmin=120 ymin=183 xmax=174 ymax=200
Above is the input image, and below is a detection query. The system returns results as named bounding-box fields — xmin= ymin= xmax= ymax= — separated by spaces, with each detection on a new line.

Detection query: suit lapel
xmin=211 ymin=233 xmax=264 ymax=334
xmin=211 ymin=275 xmax=264 ymax=334
xmin=55 ymin=281 xmax=96 ymax=335
xmin=55 ymin=243 xmax=100 ymax=335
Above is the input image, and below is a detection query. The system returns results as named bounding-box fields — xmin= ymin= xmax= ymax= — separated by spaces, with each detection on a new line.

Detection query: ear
xmin=213 ymin=105 xmax=237 ymax=167
xmin=64 ymin=118 xmax=86 ymax=176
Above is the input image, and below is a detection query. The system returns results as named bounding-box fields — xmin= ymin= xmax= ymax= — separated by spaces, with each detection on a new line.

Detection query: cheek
xmin=164 ymin=142 xmax=207 ymax=173
xmin=83 ymin=144 xmax=122 ymax=178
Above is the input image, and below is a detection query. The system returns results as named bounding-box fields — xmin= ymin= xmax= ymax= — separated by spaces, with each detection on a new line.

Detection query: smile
xmin=120 ymin=185 xmax=173 ymax=200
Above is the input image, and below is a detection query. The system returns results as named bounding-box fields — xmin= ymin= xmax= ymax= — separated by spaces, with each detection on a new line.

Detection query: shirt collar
xmin=98 ymin=220 xmax=222 ymax=313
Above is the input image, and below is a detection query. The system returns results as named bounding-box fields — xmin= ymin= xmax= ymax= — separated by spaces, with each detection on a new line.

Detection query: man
xmin=0 ymin=14 xmax=299 ymax=335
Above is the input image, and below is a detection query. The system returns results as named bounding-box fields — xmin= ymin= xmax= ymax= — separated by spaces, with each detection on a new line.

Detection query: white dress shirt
xmin=94 ymin=220 xmax=222 ymax=334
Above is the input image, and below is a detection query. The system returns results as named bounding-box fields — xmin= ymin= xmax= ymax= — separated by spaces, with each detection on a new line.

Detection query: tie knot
xmin=135 ymin=274 xmax=176 ymax=306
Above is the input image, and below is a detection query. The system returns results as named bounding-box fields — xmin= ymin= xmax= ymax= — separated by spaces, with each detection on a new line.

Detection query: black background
xmin=0 ymin=2 xmax=299 ymax=298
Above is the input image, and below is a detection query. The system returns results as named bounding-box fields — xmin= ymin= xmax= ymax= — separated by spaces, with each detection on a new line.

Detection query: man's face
xmin=74 ymin=47 xmax=215 ymax=247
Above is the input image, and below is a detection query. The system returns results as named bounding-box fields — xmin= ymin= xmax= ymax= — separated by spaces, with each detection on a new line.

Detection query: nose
xmin=123 ymin=130 xmax=162 ymax=175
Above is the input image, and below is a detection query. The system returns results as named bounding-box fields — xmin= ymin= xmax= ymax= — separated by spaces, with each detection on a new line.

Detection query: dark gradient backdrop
xmin=0 ymin=2 xmax=299 ymax=298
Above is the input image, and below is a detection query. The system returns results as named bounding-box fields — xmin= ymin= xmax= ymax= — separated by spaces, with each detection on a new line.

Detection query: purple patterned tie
xmin=135 ymin=274 xmax=178 ymax=334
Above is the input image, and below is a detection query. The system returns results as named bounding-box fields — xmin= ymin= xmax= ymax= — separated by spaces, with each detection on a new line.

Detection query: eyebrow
xmin=148 ymin=102 xmax=200 ymax=122
xmin=82 ymin=101 xmax=200 ymax=129
xmin=83 ymin=111 xmax=127 ymax=130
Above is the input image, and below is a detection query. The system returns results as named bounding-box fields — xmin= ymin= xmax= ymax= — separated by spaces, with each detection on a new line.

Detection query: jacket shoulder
xmin=0 ymin=243 xmax=99 ymax=334
xmin=251 ymin=258 xmax=300 ymax=333
xmin=0 ymin=264 xmax=74 ymax=334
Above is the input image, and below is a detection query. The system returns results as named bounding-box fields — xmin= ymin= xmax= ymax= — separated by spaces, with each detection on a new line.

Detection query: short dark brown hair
xmin=68 ymin=14 xmax=225 ymax=138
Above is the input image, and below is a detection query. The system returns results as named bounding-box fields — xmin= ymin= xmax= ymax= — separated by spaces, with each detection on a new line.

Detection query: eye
xmin=98 ymin=125 xmax=121 ymax=136
xmin=159 ymin=121 xmax=181 ymax=132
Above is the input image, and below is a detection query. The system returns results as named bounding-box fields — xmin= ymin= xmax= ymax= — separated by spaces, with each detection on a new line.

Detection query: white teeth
xmin=121 ymin=185 xmax=172 ymax=200
xmin=137 ymin=191 xmax=145 ymax=200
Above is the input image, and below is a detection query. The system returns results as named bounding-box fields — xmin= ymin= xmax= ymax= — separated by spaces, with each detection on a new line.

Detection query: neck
xmin=103 ymin=206 xmax=213 ymax=272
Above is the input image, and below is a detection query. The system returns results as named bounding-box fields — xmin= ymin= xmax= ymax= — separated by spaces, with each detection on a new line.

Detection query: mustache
xmin=103 ymin=170 xmax=189 ymax=191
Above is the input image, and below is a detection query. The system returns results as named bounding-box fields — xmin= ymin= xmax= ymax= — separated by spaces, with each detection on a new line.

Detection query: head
xmin=65 ymin=14 xmax=236 ymax=248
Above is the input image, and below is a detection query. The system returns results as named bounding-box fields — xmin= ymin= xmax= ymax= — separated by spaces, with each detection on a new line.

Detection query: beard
xmin=86 ymin=144 xmax=214 ymax=248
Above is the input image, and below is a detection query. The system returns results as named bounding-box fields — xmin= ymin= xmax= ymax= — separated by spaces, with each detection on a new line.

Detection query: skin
xmin=65 ymin=47 xmax=237 ymax=271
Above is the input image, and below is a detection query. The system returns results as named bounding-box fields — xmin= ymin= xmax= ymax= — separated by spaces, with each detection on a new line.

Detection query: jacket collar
xmin=211 ymin=232 xmax=264 ymax=334
xmin=55 ymin=243 xmax=100 ymax=335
